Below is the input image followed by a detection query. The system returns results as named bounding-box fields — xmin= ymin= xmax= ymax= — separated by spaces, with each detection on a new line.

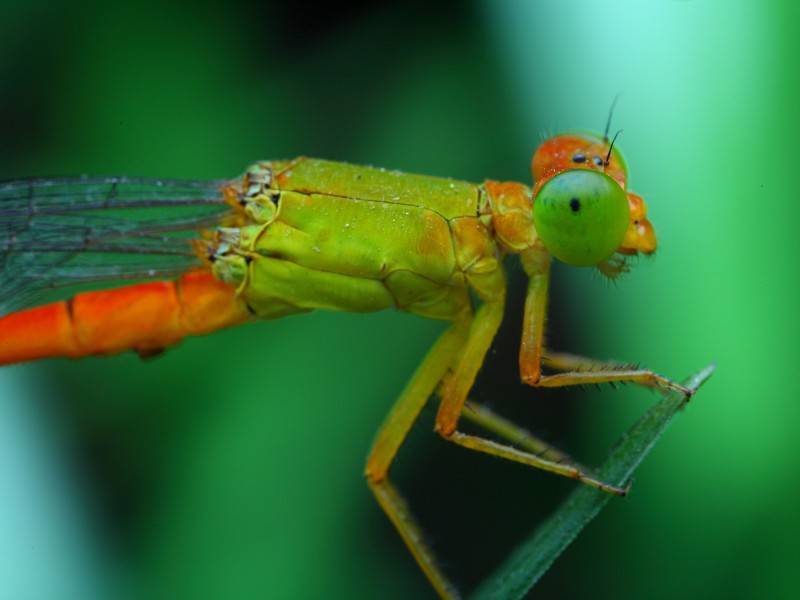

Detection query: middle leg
xmin=433 ymin=286 xmax=627 ymax=495
xmin=459 ymin=401 xmax=628 ymax=495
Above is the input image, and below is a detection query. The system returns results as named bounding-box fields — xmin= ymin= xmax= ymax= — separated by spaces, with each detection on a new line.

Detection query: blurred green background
xmin=1 ymin=1 xmax=797 ymax=599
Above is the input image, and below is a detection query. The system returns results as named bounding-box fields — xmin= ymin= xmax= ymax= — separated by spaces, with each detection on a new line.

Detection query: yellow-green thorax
xmin=210 ymin=158 xmax=525 ymax=322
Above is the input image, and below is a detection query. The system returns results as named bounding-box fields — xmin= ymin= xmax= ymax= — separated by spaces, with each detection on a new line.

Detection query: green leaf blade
xmin=471 ymin=364 xmax=715 ymax=600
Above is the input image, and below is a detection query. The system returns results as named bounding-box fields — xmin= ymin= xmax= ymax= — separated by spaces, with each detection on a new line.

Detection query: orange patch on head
xmin=619 ymin=192 xmax=657 ymax=255
xmin=532 ymin=134 xmax=627 ymax=189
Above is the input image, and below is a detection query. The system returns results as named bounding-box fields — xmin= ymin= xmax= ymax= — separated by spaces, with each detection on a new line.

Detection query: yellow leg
xmin=518 ymin=245 xmax=550 ymax=385
xmin=433 ymin=278 xmax=627 ymax=494
xmin=461 ymin=401 xmax=578 ymax=466
xmin=517 ymin=245 xmax=690 ymax=397
xmin=365 ymin=319 xmax=469 ymax=600
xmin=445 ymin=431 xmax=629 ymax=495
xmin=539 ymin=351 xmax=692 ymax=397
xmin=459 ymin=401 xmax=628 ymax=495
xmin=435 ymin=296 xmax=506 ymax=436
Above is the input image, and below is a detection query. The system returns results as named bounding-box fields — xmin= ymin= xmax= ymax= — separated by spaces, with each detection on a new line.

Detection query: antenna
xmin=603 ymin=94 xmax=622 ymax=142
xmin=604 ymin=129 xmax=623 ymax=167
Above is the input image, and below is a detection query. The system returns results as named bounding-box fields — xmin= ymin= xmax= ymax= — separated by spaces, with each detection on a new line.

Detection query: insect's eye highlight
xmin=533 ymin=170 xmax=630 ymax=267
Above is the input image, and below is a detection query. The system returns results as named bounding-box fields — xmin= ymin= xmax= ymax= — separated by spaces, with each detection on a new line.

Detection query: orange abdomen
xmin=0 ymin=270 xmax=250 ymax=365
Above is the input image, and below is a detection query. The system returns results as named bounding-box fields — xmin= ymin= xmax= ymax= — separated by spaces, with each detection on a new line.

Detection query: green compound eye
xmin=533 ymin=170 xmax=630 ymax=266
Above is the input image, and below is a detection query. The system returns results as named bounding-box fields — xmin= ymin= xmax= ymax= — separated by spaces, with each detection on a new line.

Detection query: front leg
xmin=518 ymin=244 xmax=551 ymax=385
xmin=517 ymin=245 xmax=691 ymax=398
xmin=539 ymin=351 xmax=692 ymax=397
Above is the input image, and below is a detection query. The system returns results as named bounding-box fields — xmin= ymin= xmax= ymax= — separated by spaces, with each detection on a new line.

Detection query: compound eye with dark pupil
xmin=532 ymin=170 xmax=630 ymax=267
xmin=572 ymin=153 xmax=586 ymax=163
xmin=592 ymin=155 xmax=604 ymax=167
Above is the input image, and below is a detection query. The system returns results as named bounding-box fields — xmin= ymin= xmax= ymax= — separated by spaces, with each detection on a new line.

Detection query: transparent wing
xmin=0 ymin=175 xmax=232 ymax=313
